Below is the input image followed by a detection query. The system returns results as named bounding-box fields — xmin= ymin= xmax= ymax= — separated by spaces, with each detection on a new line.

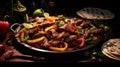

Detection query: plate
xmin=101 ymin=38 xmax=120 ymax=61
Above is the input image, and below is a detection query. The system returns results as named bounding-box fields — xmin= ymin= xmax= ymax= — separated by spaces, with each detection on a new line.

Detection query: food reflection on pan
xmin=14 ymin=15 xmax=109 ymax=52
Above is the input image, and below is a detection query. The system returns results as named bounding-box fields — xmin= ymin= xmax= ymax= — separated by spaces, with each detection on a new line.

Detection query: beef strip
xmin=65 ymin=35 xmax=78 ymax=42
xmin=28 ymin=26 xmax=40 ymax=34
xmin=33 ymin=31 xmax=45 ymax=38
xmin=38 ymin=20 xmax=55 ymax=28
xmin=80 ymin=21 xmax=90 ymax=28
xmin=75 ymin=19 xmax=83 ymax=26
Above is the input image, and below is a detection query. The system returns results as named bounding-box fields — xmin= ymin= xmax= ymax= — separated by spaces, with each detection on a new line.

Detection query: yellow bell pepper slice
xmin=49 ymin=42 xmax=68 ymax=52
xmin=45 ymin=24 xmax=57 ymax=32
xmin=26 ymin=36 xmax=45 ymax=44
xmin=57 ymin=31 xmax=65 ymax=39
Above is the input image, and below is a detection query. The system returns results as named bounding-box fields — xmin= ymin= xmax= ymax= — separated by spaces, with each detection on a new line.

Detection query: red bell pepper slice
xmin=72 ymin=25 xmax=77 ymax=31
xmin=77 ymin=37 xmax=85 ymax=47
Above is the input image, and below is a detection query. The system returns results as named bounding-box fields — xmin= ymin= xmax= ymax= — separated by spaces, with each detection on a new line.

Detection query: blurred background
xmin=0 ymin=0 xmax=119 ymax=38
xmin=0 ymin=0 xmax=120 ymax=21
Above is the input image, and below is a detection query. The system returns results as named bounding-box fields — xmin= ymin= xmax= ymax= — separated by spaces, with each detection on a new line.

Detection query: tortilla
xmin=77 ymin=7 xmax=115 ymax=20
xmin=101 ymin=39 xmax=120 ymax=61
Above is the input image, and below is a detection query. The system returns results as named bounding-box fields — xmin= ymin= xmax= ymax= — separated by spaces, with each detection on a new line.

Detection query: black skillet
xmin=10 ymin=23 xmax=103 ymax=53
xmin=9 ymin=17 xmax=109 ymax=60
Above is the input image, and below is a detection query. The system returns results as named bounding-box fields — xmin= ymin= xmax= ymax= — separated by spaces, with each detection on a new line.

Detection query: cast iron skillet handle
xmin=10 ymin=23 xmax=22 ymax=34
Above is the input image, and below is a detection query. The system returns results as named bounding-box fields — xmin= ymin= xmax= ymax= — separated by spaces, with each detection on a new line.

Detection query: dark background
xmin=0 ymin=0 xmax=120 ymax=16
xmin=0 ymin=0 xmax=120 ymax=38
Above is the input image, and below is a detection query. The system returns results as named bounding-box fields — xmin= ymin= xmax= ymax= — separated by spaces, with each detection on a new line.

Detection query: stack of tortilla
xmin=101 ymin=39 xmax=120 ymax=61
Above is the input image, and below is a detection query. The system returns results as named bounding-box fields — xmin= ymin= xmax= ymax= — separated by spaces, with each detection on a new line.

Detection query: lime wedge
xmin=23 ymin=23 xmax=33 ymax=28
xmin=44 ymin=12 xmax=50 ymax=17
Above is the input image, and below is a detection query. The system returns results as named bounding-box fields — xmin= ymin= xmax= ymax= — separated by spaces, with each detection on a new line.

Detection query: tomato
xmin=0 ymin=21 xmax=9 ymax=37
